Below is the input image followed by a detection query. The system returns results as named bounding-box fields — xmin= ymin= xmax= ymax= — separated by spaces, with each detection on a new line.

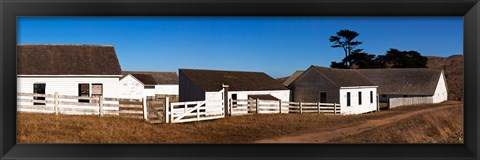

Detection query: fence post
xmin=334 ymin=103 xmax=337 ymax=115
xmin=197 ymin=102 xmax=200 ymax=121
xmin=99 ymin=96 xmax=104 ymax=117
xmin=228 ymin=98 xmax=233 ymax=117
xmin=255 ymin=98 xmax=259 ymax=114
xmin=299 ymin=102 xmax=303 ymax=114
xmin=317 ymin=102 xmax=320 ymax=114
xmin=165 ymin=97 xmax=169 ymax=123
xmin=142 ymin=96 xmax=148 ymax=120
xmin=54 ymin=92 xmax=59 ymax=115
xmin=376 ymin=94 xmax=380 ymax=112
xmin=278 ymin=100 xmax=282 ymax=114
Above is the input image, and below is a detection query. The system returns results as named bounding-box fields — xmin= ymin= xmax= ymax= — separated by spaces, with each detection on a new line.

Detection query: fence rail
xmin=17 ymin=92 xmax=146 ymax=119
xmin=389 ymin=96 xmax=433 ymax=109
xmin=168 ymin=99 xmax=224 ymax=123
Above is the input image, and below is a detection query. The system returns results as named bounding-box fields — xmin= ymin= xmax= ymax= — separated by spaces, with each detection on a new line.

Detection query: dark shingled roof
xmin=17 ymin=44 xmax=122 ymax=75
xmin=180 ymin=69 xmax=288 ymax=92
xmin=355 ymin=68 xmax=442 ymax=95
xmin=122 ymin=71 xmax=178 ymax=85
xmin=312 ymin=66 xmax=376 ymax=87
xmin=282 ymin=70 xmax=304 ymax=87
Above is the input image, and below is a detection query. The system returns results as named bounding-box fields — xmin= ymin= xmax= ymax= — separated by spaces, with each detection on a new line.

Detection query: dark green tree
xmin=382 ymin=48 xmax=428 ymax=68
xmin=329 ymin=29 xmax=363 ymax=66
xmin=342 ymin=49 xmax=382 ymax=68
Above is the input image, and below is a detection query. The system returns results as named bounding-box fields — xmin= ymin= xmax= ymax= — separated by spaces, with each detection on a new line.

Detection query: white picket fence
xmin=17 ymin=92 xmax=147 ymax=119
xmin=389 ymin=96 xmax=433 ymax=109
xmin=230 ymin=99 xmax=340 ymax=116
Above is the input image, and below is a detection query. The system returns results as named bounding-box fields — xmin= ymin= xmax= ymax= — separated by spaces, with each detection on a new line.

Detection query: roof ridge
xmin=179 ymin=68 xmax=265 ymax=74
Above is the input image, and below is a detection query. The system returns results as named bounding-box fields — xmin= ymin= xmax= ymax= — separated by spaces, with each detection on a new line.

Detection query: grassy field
xmin=329 ymin=103 xmax=463 ymax=143
xmin=17 ymin=101 xmax=462 ymax=143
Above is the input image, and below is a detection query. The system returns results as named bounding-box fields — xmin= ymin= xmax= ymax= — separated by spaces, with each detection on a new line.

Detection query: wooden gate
xmin=146 ymin=97 xmax=167 ymax=124
xmin=166 ymin=89 xmax=225 ymax=123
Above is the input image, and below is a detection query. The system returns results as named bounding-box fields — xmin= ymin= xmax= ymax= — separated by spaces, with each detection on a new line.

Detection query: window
xmin=78 ymin=83 xmax=90 ymax=103
xmin=144 ymin=85 xmax=155 ymax=89
xmin=319 ymin=92 xmax=327 ymax=103
xmin=33 ymin=83 xmax=46 ymax=105
xmin=346 ymin=92 xmax=351 ymax=106
xmin=232 ymin=94 xmax=237 ymax=107
xmin=358 ymin=92 xmax=362 ymax=105
xmin=370 ymin=91 xmax=373 ymax=103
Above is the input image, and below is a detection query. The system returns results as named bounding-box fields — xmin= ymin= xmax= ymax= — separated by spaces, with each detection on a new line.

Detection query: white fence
xmin=231 ymin=99 xmax=341 ymax=116
xmin=167 ymin=100 xmax=224 ymax=123
xmin=18 ymin=92 xmax=342 ymax=124
xmin=389 ymin=96 xmax=433 ymax=109
xmin=17 ymin=92 xmax=147 ymax=119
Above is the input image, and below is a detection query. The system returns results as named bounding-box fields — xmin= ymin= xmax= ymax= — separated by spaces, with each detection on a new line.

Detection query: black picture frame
xmin=1 ymin=0 xmax=478 ymax=159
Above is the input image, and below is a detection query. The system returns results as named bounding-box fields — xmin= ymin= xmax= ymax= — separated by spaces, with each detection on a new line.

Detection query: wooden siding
xmin=432 ymin=71 xmax=448 ymax=103
xmin=290 ymin=68 xmax=340 ymax=103
xmin=118 ymin=75 xmax=144 ymax=99
xmin=179 ymin=71 xmax=206 ymax=102
xmin=339 ymin=87 xmax=377 ymax=114
xmin=17 ymin=77 xmax=120 ymax=102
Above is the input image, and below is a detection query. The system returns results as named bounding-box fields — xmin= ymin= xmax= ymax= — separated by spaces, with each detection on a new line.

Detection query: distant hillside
xmin=426 ymin=55 xmax=463 ymax=101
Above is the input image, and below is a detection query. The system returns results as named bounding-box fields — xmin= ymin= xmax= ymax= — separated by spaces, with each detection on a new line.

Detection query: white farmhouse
xmin=289 ymin=66 xmax=378 ymax=115
xmin=119 ymin=71 xmax=178 ymax=99
xmin=179 ymin=69 xmax=290 ymax=115
xmin=356 ymin=68 xmax=448 ymax=108
xmin=17 ymin=44 xmax=122 ymax=106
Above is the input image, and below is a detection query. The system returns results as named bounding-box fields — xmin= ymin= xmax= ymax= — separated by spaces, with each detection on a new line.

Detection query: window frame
xmin=78 ymin=83 xmax=90 ymax=103
xmin=319 ymin=91 xmax=327 ymax=103
xmin=33 ymin=83 xmax=46 ymax=105
xmin=346 ymin=92 xmax=351 ymax=107
xmin=358 ymin=91 xmax=362 ymax=105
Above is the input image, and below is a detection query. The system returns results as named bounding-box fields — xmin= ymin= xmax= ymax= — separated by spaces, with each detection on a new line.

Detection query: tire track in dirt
xmin=255 ymin=104 xmax=461 ymax=143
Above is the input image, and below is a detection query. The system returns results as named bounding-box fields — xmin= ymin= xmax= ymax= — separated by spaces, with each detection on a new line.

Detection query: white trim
xmin=340 ymin=86 xmax=378 ymax=89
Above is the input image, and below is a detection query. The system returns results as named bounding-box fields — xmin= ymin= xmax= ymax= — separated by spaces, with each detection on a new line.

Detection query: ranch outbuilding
xmin=119 ymin=71 xmax=179 ymax=99
xmin=356 ymin=68 xmax=448 ymax=108
xmin=289 ymin=66 xmax=378 ymax=115
xmin=17 ymin=44 xmax=122 ymax=108
xmin=179 ymin=69 xmax=290 ymax=115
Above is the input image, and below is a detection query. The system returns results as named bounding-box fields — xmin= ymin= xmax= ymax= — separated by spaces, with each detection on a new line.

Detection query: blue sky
xmin=17 ymin=17 xmax=463 ymax=78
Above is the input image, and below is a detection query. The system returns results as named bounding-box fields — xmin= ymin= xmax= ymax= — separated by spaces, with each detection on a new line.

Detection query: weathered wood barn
xmin=17 ymin=44 xmax=122 ymax=105
xmin=356 ymin=68 xmax=448 ymax=108
xmin=289 ymin=66 xmax=378 ymax=115
xmin=119 ymin=71 xmax=179 ymax=99
xmin=179 ymin=69 xmax=290 ymax=115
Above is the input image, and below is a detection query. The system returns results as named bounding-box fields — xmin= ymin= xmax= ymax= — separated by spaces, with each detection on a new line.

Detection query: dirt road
xmin=256 ymin=104 xmax=462 ymax=143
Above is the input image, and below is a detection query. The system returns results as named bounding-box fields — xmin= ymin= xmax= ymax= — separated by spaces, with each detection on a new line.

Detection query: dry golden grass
xmin=329 ymin=103 xmax=463 ymax=143
xmin=17 ymin=101 xmax=462 ymax=143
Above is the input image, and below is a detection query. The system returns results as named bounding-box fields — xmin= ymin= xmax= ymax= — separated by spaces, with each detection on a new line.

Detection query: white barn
xmin=119 ymin=71 xmax=178 ymax=99
xmin=17 ymin=44 xmax=122 ymax=107
xmin=179 ymin=69 xmax=290 ymax=115
xmin=356 ymin=68 xmax=448 ymax=108
xmin=290 ymin=66 xmax=378 ymax=115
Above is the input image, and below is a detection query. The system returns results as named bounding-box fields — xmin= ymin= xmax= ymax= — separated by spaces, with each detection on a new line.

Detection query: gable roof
xmin=311 ymin=66 xmax=376 ymax=87
xmin=122 ymin=71 xmax=178 ymax=85
xmin=180 ymin=69 xmax=288 ymax=92
xmin=282 ymin=70 xmax=304 ymax=87
xmin=355 ymin=68 xmax=443 ymax=95
xmin=17 ymin=44 xmax=122 ymax=75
